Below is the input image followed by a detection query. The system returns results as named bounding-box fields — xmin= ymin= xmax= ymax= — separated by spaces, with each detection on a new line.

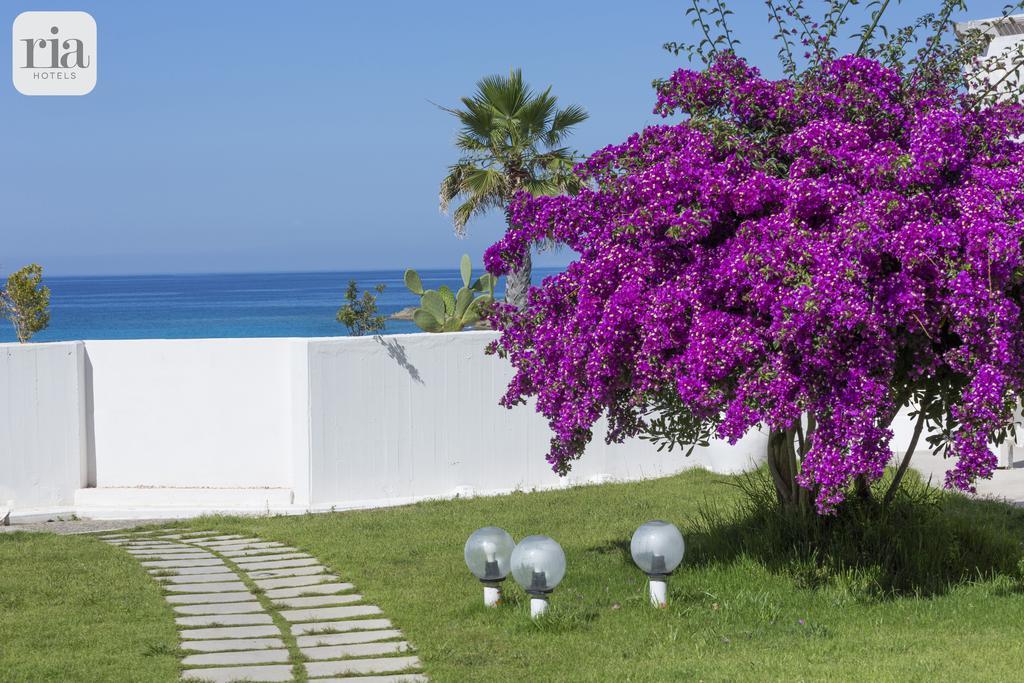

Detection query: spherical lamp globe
xmin=464 ymin=527 xmax=516 ymax=607
xmin=510 ymin=535 xmax=566 ymax=618
xmin=630 ymin=520 xmax=685 ymax=607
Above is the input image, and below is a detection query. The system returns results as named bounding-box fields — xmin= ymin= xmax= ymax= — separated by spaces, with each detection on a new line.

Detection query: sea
xmin=0 ymin=268 xmax=562 ymax=343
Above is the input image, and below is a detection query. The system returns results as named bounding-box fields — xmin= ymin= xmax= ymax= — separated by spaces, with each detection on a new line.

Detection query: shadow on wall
xmin=84 ymin=349 xmax=96 ymax=487
xmin=376 ymin=335 xmax=423 ymax=384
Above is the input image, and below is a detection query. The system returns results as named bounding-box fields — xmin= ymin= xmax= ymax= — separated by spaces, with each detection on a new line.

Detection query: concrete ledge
xmin=74 ymin=487 xmax=296 ymax=519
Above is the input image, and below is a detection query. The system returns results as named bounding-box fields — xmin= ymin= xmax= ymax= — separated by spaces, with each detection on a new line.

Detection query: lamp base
xmin=483 ymin=585 xmax=502 ymax=607
xmin=530 ymin=596 xmax=549 ymax=618
xmin=648 ymin=578 xmax=668 ymax=607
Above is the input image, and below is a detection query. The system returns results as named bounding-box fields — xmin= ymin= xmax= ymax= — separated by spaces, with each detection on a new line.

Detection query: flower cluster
xmin=484 ymin=54 xmax=1024 ymax=513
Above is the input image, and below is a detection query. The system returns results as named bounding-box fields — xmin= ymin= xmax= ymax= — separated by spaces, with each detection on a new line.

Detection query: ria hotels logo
xmin=12 ymin=11 xmax=96 ymax=95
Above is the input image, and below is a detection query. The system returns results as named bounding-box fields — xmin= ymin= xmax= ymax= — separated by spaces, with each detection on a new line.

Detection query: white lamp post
xmin=510 ymin=535 xmax=566 ymax=618
xmin=464 ymin=527 xmax=516 ymax=607
xmin=630 ymin=520 xmax=685 ymax=607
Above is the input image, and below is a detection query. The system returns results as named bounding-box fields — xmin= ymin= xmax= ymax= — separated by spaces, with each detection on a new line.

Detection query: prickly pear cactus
xmin=404 ymin=254 xmax=496 ymax=332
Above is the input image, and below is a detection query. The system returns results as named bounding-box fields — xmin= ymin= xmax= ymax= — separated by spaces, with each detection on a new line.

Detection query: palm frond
xmin=452 ymin=192 xmax=504 ymax=236
xmin=439 ymin=68 xmax=588 ymax=235
xmin=546 ymin=104 xmax=589 ymax=146
xmin=439 ymin=162 xmax=473 ymax=214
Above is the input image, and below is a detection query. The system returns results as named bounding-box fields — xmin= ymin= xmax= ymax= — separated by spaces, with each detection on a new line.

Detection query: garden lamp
xmin=510 ymin=535 xmax=566 ymax=618
xmin=630 ymin=520 xmax=685 ymax=607
xmin=464 ymin=527 xmax=516 ymax=607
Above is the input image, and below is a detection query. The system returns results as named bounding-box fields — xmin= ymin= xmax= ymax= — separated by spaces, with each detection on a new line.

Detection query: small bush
xmin=690 ymin=469 xmax=1024 ymax=599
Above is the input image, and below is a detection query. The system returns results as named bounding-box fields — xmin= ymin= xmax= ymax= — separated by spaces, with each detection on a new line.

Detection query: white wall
xmin=0 ymin=333 xmax=767 ymax=518
xmin=0 ymin=342 xmax=86 ymax=509
xmin=306 ymin=332 xmax=764 ymax=509
xmin=85 ymin=339 xmax=296 ymax=489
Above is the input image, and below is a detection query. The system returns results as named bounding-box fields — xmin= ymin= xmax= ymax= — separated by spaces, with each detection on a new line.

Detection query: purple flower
xmin=486 ymin=54 xmax=1024 ymax=514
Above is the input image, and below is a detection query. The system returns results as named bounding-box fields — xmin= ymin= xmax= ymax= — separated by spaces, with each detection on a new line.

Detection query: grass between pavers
xmin=182 ymin=469 xmax=1024 ymax=683
xmin=0 ymin=531 xmax=180 ymax=682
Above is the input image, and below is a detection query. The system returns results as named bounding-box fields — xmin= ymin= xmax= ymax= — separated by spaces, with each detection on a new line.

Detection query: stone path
xmin=100 ymin=529 xmax=428 ymax=683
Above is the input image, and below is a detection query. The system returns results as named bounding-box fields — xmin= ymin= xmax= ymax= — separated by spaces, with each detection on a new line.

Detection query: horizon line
xmin=32 ymin=264 xmax=571 ymax=279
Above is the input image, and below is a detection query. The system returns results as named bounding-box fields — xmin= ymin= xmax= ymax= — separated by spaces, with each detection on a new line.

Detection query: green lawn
xmin=0 ymin=531 xmax=180 ymax=682
xmin=5 ymin=469 xmax=1024 ymax=681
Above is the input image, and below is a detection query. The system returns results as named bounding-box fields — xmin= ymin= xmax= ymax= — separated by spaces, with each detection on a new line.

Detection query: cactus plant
xmin=404 ymin=254 xmax=496 ymax=332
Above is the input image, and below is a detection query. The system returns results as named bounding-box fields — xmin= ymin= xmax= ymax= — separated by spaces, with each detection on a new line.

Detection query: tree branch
xmin=883 ymin=408 xmax=927 ymax=505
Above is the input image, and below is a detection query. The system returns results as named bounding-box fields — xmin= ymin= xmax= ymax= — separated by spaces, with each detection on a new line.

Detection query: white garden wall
xmin=305 ymin=333 xmax=764 ymax=509
xmin=0 ymin=333 xmax=767 ymax=520
xmin=84 ymin=339 xmax=297 ymax=489
xmin=0 ymin=342 xmax=86 ymax=511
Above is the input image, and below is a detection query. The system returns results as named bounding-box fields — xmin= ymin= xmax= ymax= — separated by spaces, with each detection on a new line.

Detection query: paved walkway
xmin=101 ymin=529 xmax=427 ymax=683
xmin=0 ymin=518 xmax=173 ymax=534
xmin=911 ymin=454 xmax=1024 ymax=506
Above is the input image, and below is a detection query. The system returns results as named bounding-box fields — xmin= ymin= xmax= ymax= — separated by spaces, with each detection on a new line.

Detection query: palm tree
xmin=439 ymin=69 xmax=588 ymax=308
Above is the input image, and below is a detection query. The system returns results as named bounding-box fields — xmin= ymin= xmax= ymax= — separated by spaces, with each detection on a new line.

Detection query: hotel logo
xmin=12 ymin=11 xmax=96 ymax=95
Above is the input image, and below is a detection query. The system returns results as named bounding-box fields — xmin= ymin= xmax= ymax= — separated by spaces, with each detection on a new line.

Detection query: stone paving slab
xmin=164 ymin=581 xmax=249 ymax=593
xmin=176 ymin=613 xmax=274 ymax=628
xmin=308 ymin=676 xmax=428 ymax=683
xmin=234 ymin=552 xmax=312 ymax=564
xmin=181 ymin=664 xmax=293 ymax=682
xmin=181 ymin=637 xmax=286 ymax=653
xmin=236 ymin=557 xmax=319 ymax=571
xmin=193 ymin=539 xmax=272 ymax=549
xmin=279 ymin=605 xmax=382 ymax=623
xmin=274 ymin=594 xmax=362 ymax=609
xmin=127 ymin=547 xmax=211 ymax=555
xmin=192 ymin=535 xmax=248 ymax=542
xmin=115 ymin=540 xmax=178 ymax=546
xmin=166 ymin=591 xmax=256 ymax=604
xmin=181 ymin=648 xmax=291 ymax=667
xmin=180 ymin=624 xmax=283 ymax=640
xmin=264 ymin=582 xmax=355 ymax=599
xmin=152 ymin=564 xmax=236 ymax=576
xmin=247 ymin=565 xmax=329 ymax=579
xmin=174 ymin=601 xmax=266 ymax=616
xmin=300 ymin=640 xmax=410 ymax=661
xmin=128 ymin=552 xmax=217 ymax=561
xmin=255 ymin=575 xmax=340 ymax=590
xmin=200 ymin=543 xmax=286 ymax=553
xmin=159 ymin=572 xmax=241 ymax=584
xmin=296 ymin=629 xmax=402 ymax=648
xmin=304 ymin=656 xmax=422 ymax=678
xmin=141 ymin=558 xmax=225 ymax=569
xmin=290 ymin=618 xmax=393 ymax=636
xmin=220 ymin=547 xmax=299 ymax=558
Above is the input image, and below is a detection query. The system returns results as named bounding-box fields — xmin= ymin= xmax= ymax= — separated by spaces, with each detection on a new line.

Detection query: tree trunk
xmin=767 ymin=418 xmax=815 ymax=514
xmin=505 ymin=247 xmax=532 ymax=309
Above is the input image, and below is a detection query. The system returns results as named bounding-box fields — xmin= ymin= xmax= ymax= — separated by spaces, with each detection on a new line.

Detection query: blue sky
xmin=0 ymin=1 xmax=1012 ymax=276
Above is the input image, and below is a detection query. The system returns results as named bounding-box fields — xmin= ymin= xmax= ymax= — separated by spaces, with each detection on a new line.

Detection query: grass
xmin=5 ymin=468 xmax=1024 ymax=681
xmin=0 ymin=532 xmax=180 ymax=682
xmin=192 ymin=469 xmax=1024 ymax=682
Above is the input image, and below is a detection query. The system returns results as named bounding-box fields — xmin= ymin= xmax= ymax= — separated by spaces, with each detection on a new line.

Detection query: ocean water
xmin=0 ymin=268 xmax=561 ymax=342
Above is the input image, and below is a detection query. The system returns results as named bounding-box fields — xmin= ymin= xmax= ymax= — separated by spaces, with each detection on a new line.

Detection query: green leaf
xmin=472 ymin=273 xmax=496 ymax=294
xmin=438 ymin=286 xmax=456 ymax=315
xmin=404 ymin=269 xmax=424 ymax=295
xmin=421 ymin=290 xmax=446 ymax=321
xmin=412 ymin=309 xmax=443 ymax=333
xmin=462 ymin=306 xmax=482 ymax=326
xmin=460 ymin=254 xmax=472 ymax=288
xmin=454 ymin=287 xmax=473 ymax=320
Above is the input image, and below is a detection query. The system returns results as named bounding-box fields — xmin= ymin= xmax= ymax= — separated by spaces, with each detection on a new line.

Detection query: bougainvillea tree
xmin=484 ymin=1 xmax=1024 ymax=513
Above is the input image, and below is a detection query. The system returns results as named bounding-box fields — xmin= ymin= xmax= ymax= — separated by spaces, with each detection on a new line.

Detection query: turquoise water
xmin=0 ymin=269 xmax=560 ymax=342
